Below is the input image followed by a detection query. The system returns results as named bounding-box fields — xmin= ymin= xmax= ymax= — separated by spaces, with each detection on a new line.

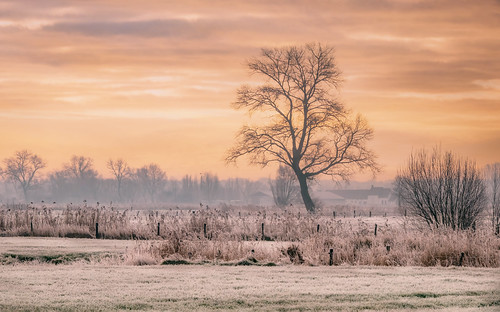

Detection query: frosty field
xmin=0 ymin=262 xmax=498 ymax=311
xmin=0 ymin=237 xmax=499 ymax=311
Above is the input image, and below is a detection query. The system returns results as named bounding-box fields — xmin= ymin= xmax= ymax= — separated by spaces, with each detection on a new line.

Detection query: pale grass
xmin=0 ymin=264 xmax=498 ymax=311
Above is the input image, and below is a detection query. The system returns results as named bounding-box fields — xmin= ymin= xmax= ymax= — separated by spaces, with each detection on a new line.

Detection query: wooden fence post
xmin=459 ymin=252 xmax=465 ymax=266
xmin=333 ymin=211 xmax=336 ymax=219
xmin=317 ymin=224 xmax=320 ymax=233
xmin=329 ymin=249 xmax=334 ymax=266
xmin=30 ymin=220 xmax=33 ymax=233
xmin=369 ymin=211 xmax=372 ymax=218
xmin=354 ymin=210 xmax=356 ymax=218
xmin=374 ymin=224 xmax=377 ymax=236
xmin=261 ymin=223 xmax=265 ymax=240
xmin=157 ymin=222 xmax=160 ymax=236
xmin=95 ymin=222 xmax=99 ymax=239
xmin=203 ymin=223 xmax=207 ymax=238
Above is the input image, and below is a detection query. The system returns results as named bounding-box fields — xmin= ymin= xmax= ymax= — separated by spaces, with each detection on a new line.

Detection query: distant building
xmin=329 ymin=186 xmax=397 ymax=207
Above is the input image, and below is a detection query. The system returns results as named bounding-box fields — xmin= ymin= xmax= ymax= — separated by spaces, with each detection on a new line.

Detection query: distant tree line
xmin=0 ymin=150 xmax=267 ymax=205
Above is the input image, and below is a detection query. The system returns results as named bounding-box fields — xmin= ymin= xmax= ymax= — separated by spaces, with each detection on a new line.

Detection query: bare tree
xmin=64 ymin=155 xmax=98 ymax=180
xmin=396 ymin=148 xmax=486 ymax=230
xmin=107 ymin=158 xmax=131 ymax=201
xmin=226 ymin=43 xmax=378 ymax=212
xmin=484 ymin=163 xmax=500 ymax=233
xmin=135 ymin=164 xmax=166 ymax=203
xmin=179 ymin=175 xmax=200 ymax=203
xmin=270 ymin=165 xmax=299 ymax=207
xmin=200 ymin=172 xmax=220 ymax=204
xmin=2 ymin=150 xmax=46 ymax=201
xmin=62 ymin=155 xmax=100 ymax=200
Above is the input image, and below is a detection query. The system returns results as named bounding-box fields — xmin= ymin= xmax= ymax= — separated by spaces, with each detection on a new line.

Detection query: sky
xmin=0 ymin=0 xmax=499 ymax=181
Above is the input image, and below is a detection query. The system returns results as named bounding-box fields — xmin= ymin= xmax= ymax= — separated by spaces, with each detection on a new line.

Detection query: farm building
xmin=328 ymin=186 xmax=397 ymax=207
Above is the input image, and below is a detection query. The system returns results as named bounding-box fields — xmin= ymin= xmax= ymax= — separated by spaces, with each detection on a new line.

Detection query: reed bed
xmin=1 ymin=203 xmax=499 ymax=267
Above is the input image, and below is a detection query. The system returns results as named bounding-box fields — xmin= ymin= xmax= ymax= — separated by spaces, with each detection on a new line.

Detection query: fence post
xmin=157 ymin=222 xmax=160 ymax=236
xmin=329 ymin=249 xmax=334 ymax=266
xmin=386 ymin=245 xmax=391 ymax=253
xmin=354 ymin=210 xmax=356 ymax=218
xmin=203 ymin=223 xmax=207 ymax=238
xmin=333 ymin=211 xmax=336 ymax=219
xmin=317 ymin=224 xmax=320 ymax=233
xmin=261 ymin=223 xmax=265 ymax=240
xmin=369 ymin=211 xmax=372 ymax=218
xmin=374 ymin=224 xmax=377 ymax=236
xmin=459 ymin=252 xmax=465 ymax=266
xmin=95 ymin=222 xmax=99 ymax=239
xmin=30 ymin=220 xmax=33 ymax=234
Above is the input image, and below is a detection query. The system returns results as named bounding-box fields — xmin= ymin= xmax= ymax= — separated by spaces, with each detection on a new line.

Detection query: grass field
xmin=0 ymin=237 xmax=499 ymax=311
xmin=0 ymin=264 xmax=498 ymax=311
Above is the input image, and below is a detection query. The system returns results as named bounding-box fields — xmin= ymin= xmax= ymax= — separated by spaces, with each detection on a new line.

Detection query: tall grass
xmin=1 ymin=203 xmax=499 ymax=267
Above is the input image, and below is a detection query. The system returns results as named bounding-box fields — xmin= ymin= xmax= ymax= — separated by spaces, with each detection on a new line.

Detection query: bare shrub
xmin=396 ymin=148 xmax=487 ymax=230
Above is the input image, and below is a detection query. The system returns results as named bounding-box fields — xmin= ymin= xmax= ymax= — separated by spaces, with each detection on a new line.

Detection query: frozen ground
xmin=0 ymin=237 xmax=499 ymax=311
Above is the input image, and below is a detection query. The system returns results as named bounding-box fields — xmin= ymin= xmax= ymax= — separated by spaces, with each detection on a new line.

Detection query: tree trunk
xmin=297 ymin=173 xmax=315 ymax=213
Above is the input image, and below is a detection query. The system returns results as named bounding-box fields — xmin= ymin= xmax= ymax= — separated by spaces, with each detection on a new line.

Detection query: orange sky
xmin=1 ymin=0 xmax=499 ymax=180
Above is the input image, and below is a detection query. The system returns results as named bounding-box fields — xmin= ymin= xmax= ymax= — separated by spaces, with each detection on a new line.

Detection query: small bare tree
xmin=226 ymin=43 xmax=378 ymax=213
xmin=64 ymin=155 xmax=98 ymax=180
xmin=484 ymin=163 xmax=500 ymax=233
xmin=200 ymin=172 xmax=220 ymax=204
xmin=396 ymin=148 xmax=486 ymax=230
xmin=270 ymin=165 xmax=299 ymax=207
xmin=107 ymin=158 xmax=131 ymax=201
xmin=135 ymin=164 xmax=166 ymax=203
xmin=2 ymin=150 xmax=46 ymax=201
xmin=62 ymin=155 xmax=100 ymax=200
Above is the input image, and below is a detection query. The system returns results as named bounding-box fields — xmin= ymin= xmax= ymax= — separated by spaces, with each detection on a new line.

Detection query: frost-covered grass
xmin=0 ymin=264 xmax=498 ymax=311
xmin=1 ymin=204 xmax=499 ymax=267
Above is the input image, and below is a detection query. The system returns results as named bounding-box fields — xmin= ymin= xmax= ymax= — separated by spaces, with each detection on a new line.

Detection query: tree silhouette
xmin=2 ymin=150 xmax=46 ymax=201
xmin=270 ymin=165 xmax=299 ymax=207
xmin=226 ymin=43 xmax=378 ymax=212
xmin=107 ymin=158 xmax=131 ymax=201
xmin=135 ymin=164 xmax=166 ymax=203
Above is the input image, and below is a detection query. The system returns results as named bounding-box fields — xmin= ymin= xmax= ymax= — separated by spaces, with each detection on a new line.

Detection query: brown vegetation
xmin=1 ymin=204 xmax=498 ymax=267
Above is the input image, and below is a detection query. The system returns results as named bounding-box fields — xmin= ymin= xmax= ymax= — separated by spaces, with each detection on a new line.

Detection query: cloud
xmin=1 ymin=0 xmax=499 ymax=179
xmin=44 ymin=19 xmax=204 ymax=38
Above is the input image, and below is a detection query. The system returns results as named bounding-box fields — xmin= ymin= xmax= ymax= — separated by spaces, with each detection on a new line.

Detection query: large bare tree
xmin=107 ymin=158 xmax=131 ymax=201
xmin=396 ymin=148 xmax=486 ymax=230
xmin=226 ymin=43 xmax=378 ymax=212
xmin=2 ymin=150 xmax=46 ymax=201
